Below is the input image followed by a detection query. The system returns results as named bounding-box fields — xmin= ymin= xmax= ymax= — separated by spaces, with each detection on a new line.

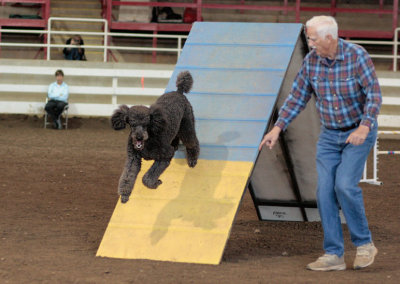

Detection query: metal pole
xmin=295 ymin=0 xmax=300 ymax=23
xmin=177 ymin=37 xmax=182 ymax=59
xmin=112 ymin=77 xmax=118 ymax=106
xmin=373 ymin=138 xmax=378 ymax=182
xmin=47 ymin=17 xmax=51 ymax=60
xmin=394 ymin=28 xmax=399 ymax=71
xmin=363 ymin=160 xmax=368 ymax=181
xmin=104 ymin=19 xmax=108 ymax=62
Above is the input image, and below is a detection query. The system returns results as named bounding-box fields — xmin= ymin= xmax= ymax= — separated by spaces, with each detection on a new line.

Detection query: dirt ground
xmin=0 ymin=114 xmax=399 ymax=284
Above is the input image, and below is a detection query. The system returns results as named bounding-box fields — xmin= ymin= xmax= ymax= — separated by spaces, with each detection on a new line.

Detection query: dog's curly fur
xmin=111 ymin=71 xmax=200 ymax=203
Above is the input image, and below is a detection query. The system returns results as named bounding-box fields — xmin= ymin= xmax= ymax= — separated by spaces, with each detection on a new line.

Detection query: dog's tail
xmin=176 ymin=71 xmax=193 ymax=94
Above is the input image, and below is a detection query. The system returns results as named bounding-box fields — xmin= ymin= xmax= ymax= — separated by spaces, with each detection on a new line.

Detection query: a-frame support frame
xmin=248 ymin=32 xmax=323 ymax=222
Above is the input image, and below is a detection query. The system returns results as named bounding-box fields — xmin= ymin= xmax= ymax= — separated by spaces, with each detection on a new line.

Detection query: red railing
xmin=103 ymin=0 xmax=399 ymax=39
xmin=0 ymin=0 xmax=50 ymax=28
xmin=302 ymin=0 xmax=399 ymax=39
xmin=104 ymin=0 xmax=300 ymax=32
xmin=0 ymin=0 xmax=50 ymax=58
xmin=102 ymin=0 xmax=301 ymax=62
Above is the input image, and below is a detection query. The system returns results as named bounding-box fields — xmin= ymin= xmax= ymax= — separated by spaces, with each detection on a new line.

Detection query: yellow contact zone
xmin=97 ymin=158 xmax=253 ymax=264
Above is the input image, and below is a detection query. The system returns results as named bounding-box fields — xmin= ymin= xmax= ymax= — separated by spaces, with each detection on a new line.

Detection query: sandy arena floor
xmin=0 ymin=114 xmax=399 ymax=283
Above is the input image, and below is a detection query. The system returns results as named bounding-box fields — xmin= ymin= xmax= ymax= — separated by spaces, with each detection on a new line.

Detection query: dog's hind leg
xmin=142 ymin=159 xmax=171 ymax=189
xmin=185 ymin=145 xmax=199 ymax=167
xmin=179 ymin=117 xmax=200 ymax=168
xmin=118 ymin=152 xmax=142 ymax=203
xmin=171 ymin=136 xmax=180 ymax=151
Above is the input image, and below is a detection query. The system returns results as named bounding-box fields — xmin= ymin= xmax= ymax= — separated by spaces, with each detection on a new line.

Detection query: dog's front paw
xmin=118 ymin=184 xmax=132 ymax=203
xmin=187 ymin=158 xmax=197 ymax=168
xmin=120 ymin=194 xmax=130 ymax=203
xmin=142 ymin=176 xmax=162 ymax=189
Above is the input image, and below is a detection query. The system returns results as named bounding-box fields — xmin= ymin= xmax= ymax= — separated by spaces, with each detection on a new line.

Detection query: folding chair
xmin=44 ymin=98 xmax=69 ymax=129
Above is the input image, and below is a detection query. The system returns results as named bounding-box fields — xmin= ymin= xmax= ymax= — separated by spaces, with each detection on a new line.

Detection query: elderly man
xmin=259 ymin=16 xmax=381 ymax=271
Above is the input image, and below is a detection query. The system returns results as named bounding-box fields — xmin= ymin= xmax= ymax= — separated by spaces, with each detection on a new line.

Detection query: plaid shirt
xmin=275 ymin=38 xmax=382 ymax=131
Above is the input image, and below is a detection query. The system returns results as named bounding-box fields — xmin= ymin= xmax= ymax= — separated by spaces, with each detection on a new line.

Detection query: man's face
xmin=306 ymin=26 xmax=332 ymax=58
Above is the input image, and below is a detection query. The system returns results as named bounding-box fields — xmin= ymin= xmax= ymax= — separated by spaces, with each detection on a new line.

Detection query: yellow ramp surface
xmin=97 ymin=159 xmax=252 ymax=264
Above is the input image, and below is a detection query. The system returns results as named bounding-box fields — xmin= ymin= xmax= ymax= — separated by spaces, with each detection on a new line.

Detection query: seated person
xmin=45 ymin=69 xmax=69 ymax=129
xmin=63 ymin=35 xmax=86 ymax=60
xmin=151 ymin=7 xmax=182 ymax=23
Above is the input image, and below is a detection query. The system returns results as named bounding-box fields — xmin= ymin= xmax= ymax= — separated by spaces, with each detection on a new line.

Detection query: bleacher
xmin=1 ymin=0 xmax=399 ymax=62
xmin=0 ymin=58 xmax=173 ymax=116
xmin=0 ymin=0 xmax=49 ymax=27
xmin=0 ymin=0 xmax=50 ymax=58
xmin=0 ymin=0 xmax=399 ymax=128
xmin=103 ymin=0 xmax=399 ymax=39
xmin=98 ymin=0 xmax=400 ymax=63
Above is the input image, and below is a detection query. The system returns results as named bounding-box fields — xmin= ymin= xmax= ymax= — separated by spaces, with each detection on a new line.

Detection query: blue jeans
xmin=316 ymin=123 xmax=377 ymax=257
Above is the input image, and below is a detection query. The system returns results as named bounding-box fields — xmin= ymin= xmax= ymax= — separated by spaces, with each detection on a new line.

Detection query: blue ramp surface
xmin=166 ymin=22 xmax=304 ymax=162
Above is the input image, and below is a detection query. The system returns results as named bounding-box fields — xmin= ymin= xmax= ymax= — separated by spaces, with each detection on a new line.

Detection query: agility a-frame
xmin=97 ymin=22 xmax=319 ymax=265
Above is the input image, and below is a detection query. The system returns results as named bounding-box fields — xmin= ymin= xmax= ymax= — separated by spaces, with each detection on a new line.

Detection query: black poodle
xmin=111 ymin=71 xmax=200 ymax=203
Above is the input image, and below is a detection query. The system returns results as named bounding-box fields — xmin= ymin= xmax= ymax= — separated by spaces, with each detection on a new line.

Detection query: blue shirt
xmin=48 ymin=81 xmax=69 ymax=103
xmin=275 ymin=38 xmax=382 ymax=131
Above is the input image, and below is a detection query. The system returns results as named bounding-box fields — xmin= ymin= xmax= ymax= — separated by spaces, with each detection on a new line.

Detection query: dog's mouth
xmin=133 ymin=139 xmax=144 ymax=150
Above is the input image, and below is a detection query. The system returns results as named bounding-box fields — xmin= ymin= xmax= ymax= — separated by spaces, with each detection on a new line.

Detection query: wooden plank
xmin=378 ymin=115 xmax=400 ymax=128
xmin=0 ymin=101 xmax=116 ymax=116
xmin=0 ymin=84 xmax=164 ymax=96
xmin=0 ymin=65 xmax=173 ymax=78
xmin=382 ymin=96 xmax=400 ymax=105
xmin=379 ymin=77 xmax=400 ymax=87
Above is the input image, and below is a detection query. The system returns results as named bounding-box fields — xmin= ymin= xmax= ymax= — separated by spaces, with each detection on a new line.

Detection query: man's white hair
xmin=306 ymin=16 xmax=338 ymax=40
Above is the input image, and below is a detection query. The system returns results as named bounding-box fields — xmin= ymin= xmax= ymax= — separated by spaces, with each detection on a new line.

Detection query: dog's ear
xmin=111 ymin=105 xmax=129 ymax=130
xmin=149 ymin=105 xmax=166 ymax=135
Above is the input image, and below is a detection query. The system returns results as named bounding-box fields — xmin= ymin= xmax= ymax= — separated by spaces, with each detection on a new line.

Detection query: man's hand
xmin=259 ymin=126 xmax=282 ymax=150
xmin=345 ymin=124 xmax=370 ymax=146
